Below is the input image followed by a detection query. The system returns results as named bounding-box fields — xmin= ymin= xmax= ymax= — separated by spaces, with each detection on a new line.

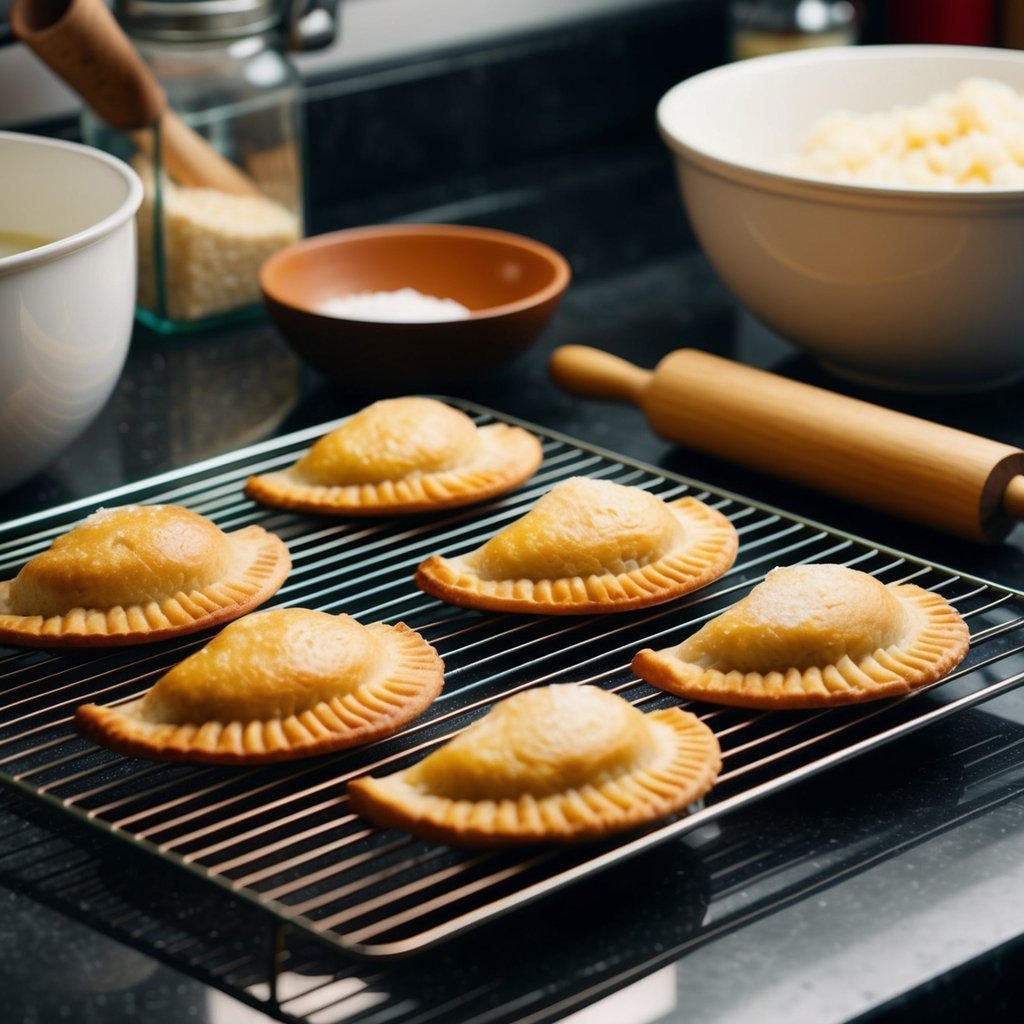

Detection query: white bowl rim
xmin=0 ymin=129 xmax=144 ymax=276
xmin=657 ymin=43 xmax=1024 ymax=205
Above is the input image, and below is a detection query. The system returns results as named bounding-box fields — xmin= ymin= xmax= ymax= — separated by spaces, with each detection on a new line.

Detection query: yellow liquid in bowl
xmin=0 ymin=230 xmax=53 ymax=259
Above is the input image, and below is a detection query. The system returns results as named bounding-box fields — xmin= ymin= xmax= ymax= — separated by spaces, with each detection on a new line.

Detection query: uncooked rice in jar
xmin=782 ymin=77 xmax=1024 ymax=188
xmin=133 ymin=157 xmax=301 ymax=322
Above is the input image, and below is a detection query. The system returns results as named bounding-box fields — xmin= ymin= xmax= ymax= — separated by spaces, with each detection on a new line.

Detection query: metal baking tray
xmin=2 ymin=401 xmax=1024 ymax=960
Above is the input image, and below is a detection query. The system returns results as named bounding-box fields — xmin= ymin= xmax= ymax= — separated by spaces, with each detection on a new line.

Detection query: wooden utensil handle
xmin=11 ymin=0 xmax=261 ymax=196
xmin=132 ymin=112 xmax=263 ymax=195
xmin=550 ymin=344 xmax=1024 ymax=543
xmin=10 ymin=0 xmax=164 ymax=129
xmin=549 ymin=345 xmax=652 ymax=404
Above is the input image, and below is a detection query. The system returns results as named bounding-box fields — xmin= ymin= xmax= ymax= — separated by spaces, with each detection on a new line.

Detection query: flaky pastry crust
xmin=0 ymin=504 xmax=290 ymax=648
xmin=632 ymin=563 xmax=970 ymax=709
xmin=347 ymin=683 xmax=721 ymax=846
xmin=244 ymin=397 xmax=542 ymax=515
xmin=414 ymin=477 xmax=738 ymax=614
xmin=75 ymin=608 xmax=444 ymax=764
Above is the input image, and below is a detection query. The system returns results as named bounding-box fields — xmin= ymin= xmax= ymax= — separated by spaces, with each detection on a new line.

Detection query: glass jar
xmin=730 ymin=0 xmax=859 ymax=60
xmin=82 ymin=0 xmax=335 ymax=334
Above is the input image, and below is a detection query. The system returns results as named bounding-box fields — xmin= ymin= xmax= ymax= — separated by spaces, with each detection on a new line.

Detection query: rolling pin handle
xmin=1002 ymin=475 xmax=1024 ymax=521
xmin=548 ymin=344 xmax=652 ymax=406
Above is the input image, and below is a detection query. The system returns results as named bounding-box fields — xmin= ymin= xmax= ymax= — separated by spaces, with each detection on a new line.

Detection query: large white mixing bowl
xmin=657 ymin=45 xmax=1024 ymax=391
xmin=0 ymin=130 xmax=142 ymax=493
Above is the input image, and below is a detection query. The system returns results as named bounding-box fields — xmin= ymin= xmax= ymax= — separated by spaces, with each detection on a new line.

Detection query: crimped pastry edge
xmin=244 ymin=422 xmax=542 ymax=515
xmin=0 ymin=526 xmax=291 ymax=649
xmin=414 ymin=496 xmax=738 ymax=615
xmin=74 ymin=622 xmax=444 ymax=764
xmin=346 ymin=706 xmax=722 ymax=847
xmin=632 ymin=583 xmax=971 ymax=709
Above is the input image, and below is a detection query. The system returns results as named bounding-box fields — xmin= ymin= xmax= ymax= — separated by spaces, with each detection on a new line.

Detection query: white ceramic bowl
xmin=0 ymin=130 xmax=142 ymax=493
xmin=657 ymin=45 xmax=1024 ymax=391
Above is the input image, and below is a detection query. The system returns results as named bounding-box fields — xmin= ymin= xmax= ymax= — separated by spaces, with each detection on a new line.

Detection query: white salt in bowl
xmin=0 ymin=130 xmax=143 ymax=493
xmin=657 ymin=44 xmax=1024 ymax=391
xmin=260 ymin=223 xmax=571 ymax=393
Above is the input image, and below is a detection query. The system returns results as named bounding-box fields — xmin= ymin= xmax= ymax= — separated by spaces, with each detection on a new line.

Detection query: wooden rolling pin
xmin=10 ymin=0 xmax=260 ymax=196
xmin=549 ymin=344 xmax=1024 ymax=544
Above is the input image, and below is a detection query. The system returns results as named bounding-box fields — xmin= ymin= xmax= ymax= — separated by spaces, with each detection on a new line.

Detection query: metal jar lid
xmin=730 ymin=0 xmax=858 ymax=35
xmin=115 ymin=0 xmax=338 ymax=49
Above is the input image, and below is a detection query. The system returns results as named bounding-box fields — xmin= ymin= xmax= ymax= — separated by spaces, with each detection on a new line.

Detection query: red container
xmin=886 ymin=0 xmax=994 ymax=45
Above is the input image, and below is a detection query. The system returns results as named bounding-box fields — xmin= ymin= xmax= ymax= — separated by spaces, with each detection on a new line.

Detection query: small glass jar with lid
xmin=730 ymin=0 xmax=860 ymax=60
xmin=82 ymin=0 xmax=337 ymax=334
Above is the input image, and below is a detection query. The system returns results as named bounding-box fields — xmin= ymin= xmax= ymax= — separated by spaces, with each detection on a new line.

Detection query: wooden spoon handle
xmin=11 ymin=0 xmax=261 ymax=196
xmin=134 ymin=112 xmax=263 ymax=195
xmin=10 ymin=0 xmax=165 ymax=129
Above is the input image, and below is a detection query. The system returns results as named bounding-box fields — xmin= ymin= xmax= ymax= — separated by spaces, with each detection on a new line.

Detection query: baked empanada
xmin=0 ymin=504 xmax=290 ymax=648
xmin=244 ymin=397 xmax=542 ymax=515
xmin=347 ymin=683 xmax=721 ymax=846
xmin=632 ymin=563 xmax=970 ymax=709
xmin=414 ymin=477 xmax=738 ymax=614
xmin=75 ymin=607 xmax=444 ymax=763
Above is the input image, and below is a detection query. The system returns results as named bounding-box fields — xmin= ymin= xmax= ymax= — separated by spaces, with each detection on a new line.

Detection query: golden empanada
xmin=244 ymin=397 xmax=542 ymax=515
xmin=75 ymin=607 xmax=444 ymax=763
xmin=414 ymin=477 xmax=738 ymax=614
xmin=347 ymin=683 xmax=721 ymax=846
xmin=632 ymin=563 xmax=970 ymax=709
xmin=0 ymin=504 xmax=290 ymax=648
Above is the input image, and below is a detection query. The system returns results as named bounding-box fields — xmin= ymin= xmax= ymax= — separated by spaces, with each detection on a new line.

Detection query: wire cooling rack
xmin=2 ymin=401 xmax=1024 ymax=959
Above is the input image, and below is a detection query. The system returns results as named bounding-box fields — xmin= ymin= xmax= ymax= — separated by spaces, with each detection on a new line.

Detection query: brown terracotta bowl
xmin=259 ymin=223 xmax=571 ymax=393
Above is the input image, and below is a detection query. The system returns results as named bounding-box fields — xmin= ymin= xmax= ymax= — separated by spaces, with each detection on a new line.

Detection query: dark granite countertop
xmin=4 ymin=5 xmax=1024 ymax=1021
